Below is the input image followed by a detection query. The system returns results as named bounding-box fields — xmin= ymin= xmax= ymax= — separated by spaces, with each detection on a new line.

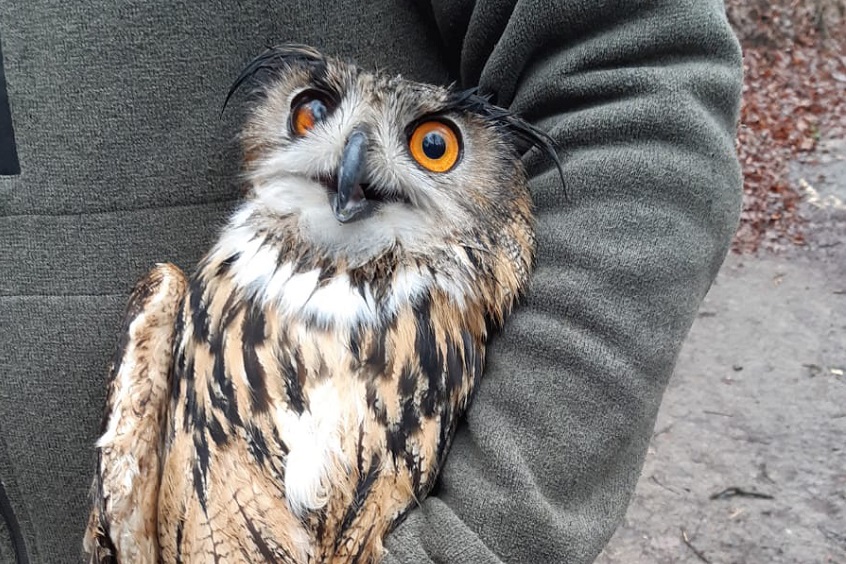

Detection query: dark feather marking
xmin=461 ymin=330 xmax=475 ymax=375
xmin=175 ymin=518 xmax=185 ymax=564
xmin=207 ymin=326 xmax=221 ymax=359
xmin=349 ymin=331 xmax=361 ymax=364
xmin=293 ymin=248 xmax=319 ymax=274
xmin=110 ymin=274 xmax=157 ymax=371
xmin=99 ymin=275 xmax=160 ymax=436
xmin=242 ymin=306 xmax=270 ymax=413
xmin=314 ymin=506 xmax=329 ymax=543
xmin=388 ymin=384 xmax=422 ymax=491
xmin=223 ymin=44 xmax=330 ymax=116
xmin=444 ymin=87 xmax=567 ymax=198
xmin=413 ymin=294 xmax=441 ymax=398
xmin=398 ymin=363 xmax=417 ymax=398
xmin=216 ymin=252 xmax=240 ymax=276
xmin=276 ymin=240 xmax=294 ymax=267
xmin=173 ymin=300 xmax=186 ymax=340
xmin=182 ymin=365 xmax=197 ymax=432
xmin=348 ymin=266 xmax=370 ymax=301
xmin=484 ymin=313 xmax=499 ymax=335
xmin=316 ymin=355 xmax=330 ymax=380
xmin=211 ymin=346 xmax=243 ymax=426
xmin=404 ymin=448 xmax=418 ymax=483
xmin=445 ymin=337 xmax=463 ymax=396
xmin=400 ymin=397 xmax=421 ymax=435
xmin=462 ymin=246 xmax=482 ymax=271
xmin=350 ymin=527 xmax=375 ymax=563
xmin=192 ymin=429 xmax=209 ymax=511
xmin=194 ymin=409 xmax=210 ymax=465
xmin=278 ymin=352 xmax=306 ymax=415
xmin=220 ymin=294 xmax=244 ymax=333
xmin=356 ymin=424 xmax=366 ymax=475
xmin=336 ymin=453 xmax=381 ymax=547
xmin=365 ymin=380 xmax=377 ymax=410
xmin=175 ymin=346 xmax=187 ymax=374
xmin=270 ymin=426 xmax=289 ymax=456
xmin=387 ymin=503 xmax=417 ymax=538
xmin=246 ymin=424 xmax=269 ymax=466
xmin=207 ymin=415 xmax=227 ymax=446
xmin=172 ymin=348 xmax=189 ymax=404
xmin=355 ymin=278 xmax=368 ymax=301
xmin=240 ymin=508 xmax=285 ymax=563
xmin=189 ymin=277 xmax=209 ymax=342
xmin=365 ymin=381 xmax=388 ymax=425
xmin=385 ymin=425 xmax=407 ymax=462
xmin=364 ymin=334 xmax=387 ymax=379
xmin=316 ymin=262 xmax=336 ymax=287
xmin=410 ymin=454 xmax=423 ymax=495
xmin=294 ymin=349 xmax=309 ymax=409
xmin=92 ymin=495 xmax=118 ymax=564
xmin=243 ymin=342 xmax=270 ymax=413
xmin=420 ymin=385 xmax=440 ymax=419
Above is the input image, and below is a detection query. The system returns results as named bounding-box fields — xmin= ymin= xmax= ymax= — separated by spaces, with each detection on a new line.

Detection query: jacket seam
xmin=0 ymin=477 xmax=30 ymax=564
xmin=0 ymin=293 xmax=128 ymax=299
xmin=0 ymin=195 xmax=240 ymax=219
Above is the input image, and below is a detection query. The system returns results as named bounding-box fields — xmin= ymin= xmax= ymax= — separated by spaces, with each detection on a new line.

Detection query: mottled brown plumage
xmin=85 ymin=44 xmax=557 ymax=563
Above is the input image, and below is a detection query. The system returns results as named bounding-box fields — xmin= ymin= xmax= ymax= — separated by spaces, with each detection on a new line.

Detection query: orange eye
xmin=408 ymin=121 xmax=461 ymax=173
xmin=290 ymin=92 xmax=331 ymax=136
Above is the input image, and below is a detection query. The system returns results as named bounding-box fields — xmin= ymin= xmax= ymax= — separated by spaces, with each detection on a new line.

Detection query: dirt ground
xmin=597 ymin=140 xmax=846 ymax=564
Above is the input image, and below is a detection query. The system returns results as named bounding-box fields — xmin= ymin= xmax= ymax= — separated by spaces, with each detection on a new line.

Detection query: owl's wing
xmin=83 ymin=263 xmax=188 ymax=564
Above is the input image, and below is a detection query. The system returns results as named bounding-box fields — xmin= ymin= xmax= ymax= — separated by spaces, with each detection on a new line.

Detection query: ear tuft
xmin=222 ymin=44 xmax=327 ymax=115
xmin=445 ymin=88 xmax=567 ymax=198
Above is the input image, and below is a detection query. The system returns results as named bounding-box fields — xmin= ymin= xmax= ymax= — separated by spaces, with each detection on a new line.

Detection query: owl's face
xmin=229 ymin=45 xmax=554 ymax=266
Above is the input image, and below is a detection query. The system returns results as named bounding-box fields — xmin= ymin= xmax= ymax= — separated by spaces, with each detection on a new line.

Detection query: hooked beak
xmin=333 ymin=130 xmax=370 ymax=223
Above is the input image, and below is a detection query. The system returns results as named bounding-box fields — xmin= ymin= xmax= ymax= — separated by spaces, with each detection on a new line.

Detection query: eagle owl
xmin=84 ymin=45 xmax=560 ymax=563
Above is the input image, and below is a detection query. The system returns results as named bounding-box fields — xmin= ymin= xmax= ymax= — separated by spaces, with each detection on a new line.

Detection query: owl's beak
xmin=333 ymin=130 xmax=370 ymax=223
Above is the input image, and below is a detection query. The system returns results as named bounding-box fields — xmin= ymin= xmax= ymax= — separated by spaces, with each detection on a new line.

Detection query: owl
xmin=83 ymin=44 xmax=561 ymax=563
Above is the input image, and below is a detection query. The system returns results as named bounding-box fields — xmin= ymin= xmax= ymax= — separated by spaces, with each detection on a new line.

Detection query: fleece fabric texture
xmin=0 ymin=519 xmax=11 ymax=564
xmin=0 ymin=1 xmax=742 ymax=562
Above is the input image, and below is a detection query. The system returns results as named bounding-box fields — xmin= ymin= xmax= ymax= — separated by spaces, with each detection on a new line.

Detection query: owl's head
xmin=226 ymin=45 xmax=560 ymax=270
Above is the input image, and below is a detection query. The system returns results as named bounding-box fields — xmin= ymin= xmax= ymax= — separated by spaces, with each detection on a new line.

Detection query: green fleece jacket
xmin=0 ymin=1 xmax=742 ymax=562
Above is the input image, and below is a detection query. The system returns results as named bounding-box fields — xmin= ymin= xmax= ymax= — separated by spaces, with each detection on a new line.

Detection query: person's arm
xmin=383 ymin=1 xmax=742 ymax=562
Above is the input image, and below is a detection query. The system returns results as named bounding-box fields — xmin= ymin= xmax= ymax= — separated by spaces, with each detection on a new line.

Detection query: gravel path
xmin=597 ymin=143 xmax=846 ymax=564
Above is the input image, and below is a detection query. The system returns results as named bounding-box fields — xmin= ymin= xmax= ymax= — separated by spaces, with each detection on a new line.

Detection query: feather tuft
xmin=222 ymin=44 xmax=327 ymax=116
xmin=445 ymin=87 xmax=567 ymax=198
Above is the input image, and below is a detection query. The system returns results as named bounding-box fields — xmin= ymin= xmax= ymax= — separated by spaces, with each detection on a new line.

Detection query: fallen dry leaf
xmin=727 ymin=0 xmax=846 ymax=253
